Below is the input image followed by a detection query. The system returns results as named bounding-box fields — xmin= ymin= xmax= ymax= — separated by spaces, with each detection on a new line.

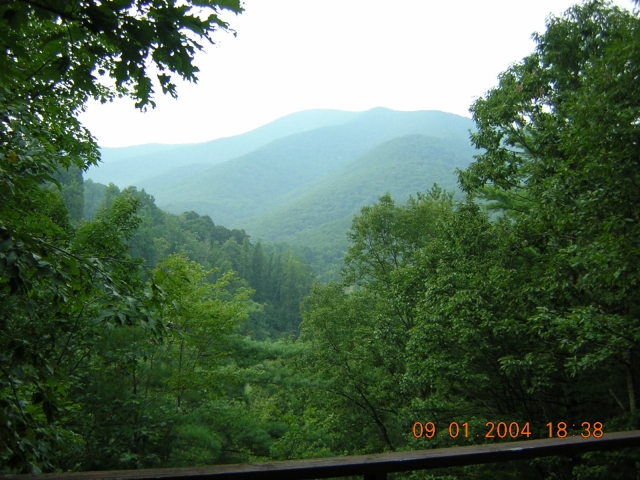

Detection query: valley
xmin=86 ymin=108 xmax=475 ymax=279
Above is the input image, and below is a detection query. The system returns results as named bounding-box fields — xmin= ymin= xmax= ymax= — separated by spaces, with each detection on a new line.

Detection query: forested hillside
xmin=3 ymin=1 xmax=640 ymax=479
xmin=87 ymin=109 xmax=360 ymax=188
xmin=136 ymin=108 xmax=473 ymax=227
xmin=87 ymin=130 xmax=475 ymax=282
xmin=82 ymin=180 xmax=314 ymax=339
xmin=241 ymin=134 xmax=474 ymax=278
xmin=92 ymin=108 xmax=475 ymax=280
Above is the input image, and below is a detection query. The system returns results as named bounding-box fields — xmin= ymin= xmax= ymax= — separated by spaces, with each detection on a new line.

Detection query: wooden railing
xmin=5 ymin=430 xmax=640 ymax=480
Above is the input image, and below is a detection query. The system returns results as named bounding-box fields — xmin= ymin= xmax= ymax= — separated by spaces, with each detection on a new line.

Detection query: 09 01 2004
xmin=412 ymin=421 xmax=604 ymax=439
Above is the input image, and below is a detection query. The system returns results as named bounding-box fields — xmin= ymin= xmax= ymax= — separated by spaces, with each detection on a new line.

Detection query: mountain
xmin=139 ymin=108 xmax=474 ymax=227
xmin=86 ymin=109 xmax=360 ymax=188
xmin=85 ymin=108 xmax=476 ymax=280
xmin=99 ymin=143 xmax=181 ymax=164
xmin=241 ymin=134 xmax=474 ymax=253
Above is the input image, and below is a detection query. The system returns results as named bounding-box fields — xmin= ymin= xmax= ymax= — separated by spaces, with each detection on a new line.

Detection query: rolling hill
xmin=241 ymin=133 xmax=474 ymax=253
xmin=86 ymin=108 xmax=476 ymax=279
xmin=138 ymin=108 xmax=474 ymax=227
xmin=87 ymin=109 xmax=360 ymax=188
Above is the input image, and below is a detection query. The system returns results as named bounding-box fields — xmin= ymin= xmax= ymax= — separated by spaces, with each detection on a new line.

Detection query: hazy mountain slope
xmin=134 ymin=163 xmax=213 ymax=192
xmin=86 ymin=109 xmax=359 ymax=188
xmin=340 ymin=107 xmax=472 ymax=144
xmin=99 ymin=144 xmax=181 ymax=164
xmin=140 ymin=109 xmax=474 ymax=227
xmin=241 ymin=134 xmax=474 ymax=250
xmin=142 ymin=125 xmax=376 ymax=224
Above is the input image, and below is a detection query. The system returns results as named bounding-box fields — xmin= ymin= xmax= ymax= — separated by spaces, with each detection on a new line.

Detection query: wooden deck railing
xmin=5 ymin=430 xmax=640 ymax=480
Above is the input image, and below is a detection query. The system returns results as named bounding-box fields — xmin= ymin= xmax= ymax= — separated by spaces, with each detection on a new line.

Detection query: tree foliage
xmin=1 ymin=0 xmax=243 ymax=472
xmin=1 ymin=0 xmax=242 ymax=108
xmin=296 ymin=2 xmax=640 ymax=477
xmin=461 ymin=0 xmax=640 ymax=420
xmin=6 ymin=0 xmax=640 ymax=477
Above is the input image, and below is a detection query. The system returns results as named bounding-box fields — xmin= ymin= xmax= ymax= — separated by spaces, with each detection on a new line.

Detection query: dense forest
xmin=89 ymin=122 xmax=477 ymax=282
xmin=2 ymin=0 xmax=640 ymax=478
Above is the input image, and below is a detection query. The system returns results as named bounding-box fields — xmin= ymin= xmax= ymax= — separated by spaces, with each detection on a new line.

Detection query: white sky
xmin=79 ymin=0 xmax=634 ymax=148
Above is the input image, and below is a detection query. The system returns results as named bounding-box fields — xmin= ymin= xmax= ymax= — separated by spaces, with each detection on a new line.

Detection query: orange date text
xmin=412 ymin=421 xmax=604 ymax=439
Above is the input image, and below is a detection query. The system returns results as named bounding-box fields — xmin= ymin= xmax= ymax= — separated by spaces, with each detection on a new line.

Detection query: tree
xmin=155 ymin=254 xmax=254 ymax=410
xmin=458 ymin=1 xmax=640 ymax=476
xmin=1 ymin=0 xmax=243 ymax=108
xmin=461 ymin=0 xmax=640 ymax=409
xmin=1 ymin=0 xmax=243 ymax=472
xmin=297 ymin=190 xmax=460 ymax=455
xmin=0 ymin=186 xmax=167 ymax=472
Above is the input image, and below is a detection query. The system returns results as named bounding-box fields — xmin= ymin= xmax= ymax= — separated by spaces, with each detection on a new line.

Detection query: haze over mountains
xmin=242 ymin=134 xmax=473 ymax=251
xmin=87 ymin=107 xmax=476 ymax=267
xmin=89 ymin=109 xmax=362 ymax=187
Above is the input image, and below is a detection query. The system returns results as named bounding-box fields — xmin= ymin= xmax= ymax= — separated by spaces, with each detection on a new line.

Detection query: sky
xmin=78 ymin=0 xmax=635 ymax=148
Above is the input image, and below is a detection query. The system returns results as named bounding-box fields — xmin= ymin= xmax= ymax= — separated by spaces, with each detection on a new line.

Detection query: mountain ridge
xmin=139 ymin=109 xmax=474 ymax=227
xmin=87 ymin=109 xmax=361 ymax=187
xmin=239 ymin=133 xmax=474 ymax=252
xmin=85 ymin=108 xmax=476 ymax=280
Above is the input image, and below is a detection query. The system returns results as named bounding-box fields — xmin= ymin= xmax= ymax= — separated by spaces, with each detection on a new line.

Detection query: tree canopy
xmin=1 ymin=0 xmax=242 ymax=108
xmin=1 ymin=0 xmax=244 ymax=472
xmin=296 ymin=1 xmax=640 ymax=477
xmin=5 ymin=0 xmax=640 ymax=477
xmin=462 ymin=0 xmax=640 ymax=405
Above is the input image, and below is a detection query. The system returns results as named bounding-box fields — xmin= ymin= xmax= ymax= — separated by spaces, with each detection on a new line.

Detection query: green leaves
xmin=0 ymin=0 xmax=245 ymax=472
xmin=454 ymin=1 xmax=640 ymax=474
xmin=1 ymin=0 xmax=242 ymax=109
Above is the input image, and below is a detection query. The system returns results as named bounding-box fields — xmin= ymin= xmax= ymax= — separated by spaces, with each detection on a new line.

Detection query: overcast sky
xmin=78 ymin=0 xmax=634 ymax=148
